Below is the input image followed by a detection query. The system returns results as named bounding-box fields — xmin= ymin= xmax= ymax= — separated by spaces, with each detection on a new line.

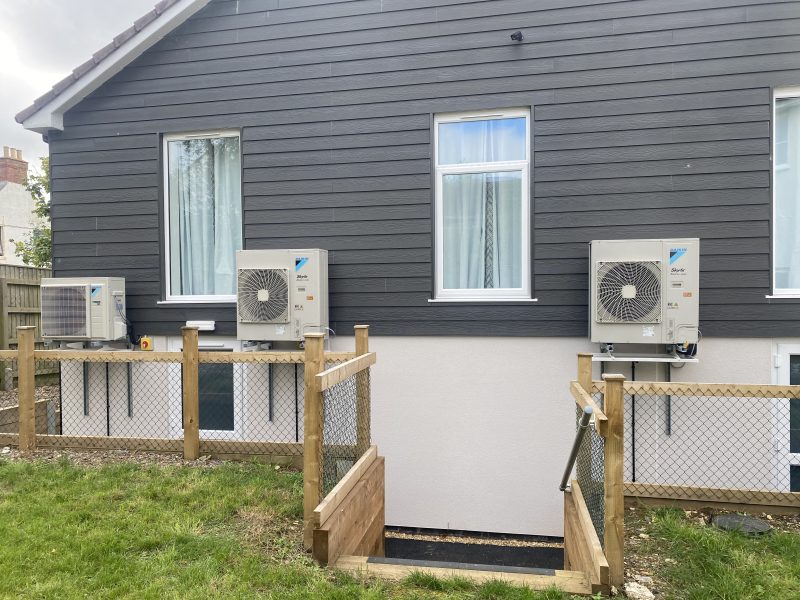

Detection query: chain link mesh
xmin=624 ymin=386 xmax=800 ymax=505
xmin=321 ymin=368 xmax=371 ymax=497
xmin=200 ymin=360 xmax=305 ymax=457
xmin=28 ymin=355 xmax=350 ymax=460
xmin=575 ymin=393 xmax=605 ymax=545
xmin=49 ymin=358 xmax=182 ymax=451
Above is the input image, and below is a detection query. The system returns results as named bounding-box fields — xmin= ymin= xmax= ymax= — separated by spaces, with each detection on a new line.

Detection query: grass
xmin=4 ymin=456 xmax=798 ymax=599
xmin=628 ymin=506 xmax=800 ymax=600
xmin=0 ymin=457 xmax=574 ymax=600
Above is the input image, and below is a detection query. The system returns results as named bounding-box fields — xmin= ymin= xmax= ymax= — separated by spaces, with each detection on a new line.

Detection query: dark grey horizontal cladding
xmin=535 ymin=254 xmax=768 ymax=275
xmin=58 ymin=90 xmax=550 ymax=137
xmin=244 ymin=204 xmax=429 ymax=225
xmin=246 ymin=233 xmax=431 ymax=251
xmin=535 ymin=171 xmax=769 ymax=197
xmin=535 ymin=188 xmax=769 ymax=213
xmin=536 ymin=138 xmax=768 ymax=167
xmin=54 ymin=255 xmax=160 ymax=271
xmin=50 ymin=147 xmax=157 ymax=166
xmin=51 ymin=160 xmax=157 ymax=179
xmin=328 ymin=320 xmax=589 ymax=337
xmin=244 ymin=189 xmax=431 ymax=210
xmin=534 ymin=221 xmax=768 ymax=244
xmin=52 ymin=214 xmax=159 ymax=233
xmin=46 ymin=0 xmax=800 ymax=339
xmin=54 ymin=242 xmax=159 ymax=258
xmin=51 ymin=187 xmax=159 ymax=204
xmin=535 ymin=154 xmax=768 ymax=182
xmin=91 ymin=34 xmax=800 ymax=105
xmin=51 ymin=200 xmax=157 ymax=219
xmin=535 ymin=122 xmax=770 ymax=151
xmin=243 ymin=144 xmax=430 ymax=168
xmin=535 ymin=106 xmax=770 ymax=136
xmin=535 ymin=237 xmax=770 ymax=259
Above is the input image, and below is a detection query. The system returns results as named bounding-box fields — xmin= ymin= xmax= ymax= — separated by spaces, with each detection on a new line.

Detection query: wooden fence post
xmin=303 ymin=333 xmax=325 ymax=550
xmin=17 ymin=326 xmax=36 ymax=451
xmin=577 ymin=352 xmax=593 ymax=392
xmin=603 ymin=373 xmax=625 ymax=587
xmin=354 ymin=325 xmax=370 ymax=454
xmin=182 ymin=327 xmax=200 ymax=461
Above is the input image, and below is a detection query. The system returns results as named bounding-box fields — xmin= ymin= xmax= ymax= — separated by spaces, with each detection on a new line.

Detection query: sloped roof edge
xmin=16 ymin=0 xmax=211 ymax=134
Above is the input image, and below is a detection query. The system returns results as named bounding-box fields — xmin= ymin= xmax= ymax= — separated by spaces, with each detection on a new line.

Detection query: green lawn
xmin=2 ymin=456 xmax=799 ymax=599
xmin=627 ymin=506 xmax=800 ymax=600
xmin=0 ymin=457 xmax=571 ymax=600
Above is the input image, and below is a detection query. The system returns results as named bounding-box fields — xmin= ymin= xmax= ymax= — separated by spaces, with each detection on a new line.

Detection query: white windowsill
xmin=765 ymin=294 xmax=800 ymax=299
xmin=157 ymin=299 xmax=235 ymax=305
xmin=428 ymin=298 xmax=539 ymax=303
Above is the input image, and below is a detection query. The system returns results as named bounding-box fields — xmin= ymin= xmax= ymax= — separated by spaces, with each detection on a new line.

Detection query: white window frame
xmin=771 ymin=88 xmax=800 ymax=298
xmin=162 ymin=130 xmax=242 ymax=303
xmin=433 ymin=108 xmax=531 ymax=301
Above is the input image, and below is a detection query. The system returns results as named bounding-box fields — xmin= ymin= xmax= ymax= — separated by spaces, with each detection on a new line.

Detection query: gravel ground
xmin=0 ymin=447 xmax=227 ymax=468
xmin=385 ymin=530 xmax=564 ymax=549
xmin=0 ymin=385 xmax=59 ymax=410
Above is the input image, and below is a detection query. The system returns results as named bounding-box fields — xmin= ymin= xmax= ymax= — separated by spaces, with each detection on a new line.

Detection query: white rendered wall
xmin=0 ymin=182 xmax=39 ymax=266
xmin=334 ymin=336 xmax=789 ymax=537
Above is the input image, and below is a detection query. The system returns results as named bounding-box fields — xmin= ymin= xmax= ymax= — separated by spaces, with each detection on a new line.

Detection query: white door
xmin=776 ymin=344 xmax=800 ymax=492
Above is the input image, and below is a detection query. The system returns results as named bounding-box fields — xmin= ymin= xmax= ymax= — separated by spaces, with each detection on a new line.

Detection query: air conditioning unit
xmin=41 ymin=277 xmax=127 ymax=341
xmin=236 ymin=249 xmax=328 ymax=341
xmin=590 ymin=239 xmax=699 ymax=345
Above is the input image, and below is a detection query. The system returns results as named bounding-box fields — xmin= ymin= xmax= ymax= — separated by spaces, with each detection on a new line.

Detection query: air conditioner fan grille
xmin=237 ymin=268 xmax=290 ymax=323
xmin=41 ymin=285 xmax=88 ymax=338
xmin=596 ymin=261 xmax=662 ymax=323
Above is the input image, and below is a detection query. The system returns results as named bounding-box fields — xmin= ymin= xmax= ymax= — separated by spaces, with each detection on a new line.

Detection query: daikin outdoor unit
xmin=590 ymin=239 xmax=700 ymax=345
xmin=40 ymin=277 xmax=127 ymax=341
xmin=236 ymin=249 xmax=328 ymax=342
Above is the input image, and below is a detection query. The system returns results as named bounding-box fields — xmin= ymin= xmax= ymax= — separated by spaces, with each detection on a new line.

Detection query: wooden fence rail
xmin=569 ymin=353 xmax=800 ymax=590
xmin=568 ymin=354 xmax=625 ymax=589
xmin=302 ymin=326 xmax=375 ymax=549
xmin=4 ymin=326 xmax=371 ymax=473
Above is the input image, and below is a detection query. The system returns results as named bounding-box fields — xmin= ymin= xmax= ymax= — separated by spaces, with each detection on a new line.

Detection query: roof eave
xmin=17 ymin=0 xmax=210 ymax=134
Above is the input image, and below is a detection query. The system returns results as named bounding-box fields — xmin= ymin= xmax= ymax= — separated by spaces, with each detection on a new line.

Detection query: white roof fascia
xmin=21 ymin=0 xmax=210 ymax=134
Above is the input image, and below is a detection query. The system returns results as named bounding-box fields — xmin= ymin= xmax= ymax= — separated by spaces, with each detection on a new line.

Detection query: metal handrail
xmin=559 ymin=406 xmax=593 ymax=491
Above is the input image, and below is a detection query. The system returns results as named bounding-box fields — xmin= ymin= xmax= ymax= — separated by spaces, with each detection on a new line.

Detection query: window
xmin=434 ymin=109 xmax=530 ymax=300
xmin=773 ymin=90 xmax=800 ymax=296
xmin=163 ymin=131 xmax=242 ymax=301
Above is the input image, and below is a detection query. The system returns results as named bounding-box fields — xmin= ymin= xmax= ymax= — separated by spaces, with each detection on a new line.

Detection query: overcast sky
xmin=0 ymin=0 xmax=155 ymax=167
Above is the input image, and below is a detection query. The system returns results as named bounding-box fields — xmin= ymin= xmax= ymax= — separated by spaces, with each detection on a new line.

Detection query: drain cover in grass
xmin=711 ymin=514 xmax=771 ymax=536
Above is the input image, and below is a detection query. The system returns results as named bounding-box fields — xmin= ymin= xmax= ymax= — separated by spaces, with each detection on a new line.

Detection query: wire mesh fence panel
xmin=575 ymin=395 xmax=605 ymax=545
xmin=48 ymin=359 xmax=183 ymax=452
xmin=199 ymin=360 xmax=306 ymax=456
xmin=624 ymin=387 xmax=800 ymax=505
xmin=320 ymin=368 xmax=370 ymax=497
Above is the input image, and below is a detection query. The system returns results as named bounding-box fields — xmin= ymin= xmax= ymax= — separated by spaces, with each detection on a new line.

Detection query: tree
xmin=12 ymin=157 xmax=52 ymax=268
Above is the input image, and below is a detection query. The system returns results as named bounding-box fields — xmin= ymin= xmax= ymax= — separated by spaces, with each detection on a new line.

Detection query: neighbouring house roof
xmin=16 ymin=0 xmax=210 ymax=134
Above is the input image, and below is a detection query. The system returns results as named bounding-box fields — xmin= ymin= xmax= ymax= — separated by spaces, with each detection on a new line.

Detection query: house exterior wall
xmin=43 ymin=0 xmax=800 ymax=535
xmin=45 ymin=0 xmax=800 ymax=338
